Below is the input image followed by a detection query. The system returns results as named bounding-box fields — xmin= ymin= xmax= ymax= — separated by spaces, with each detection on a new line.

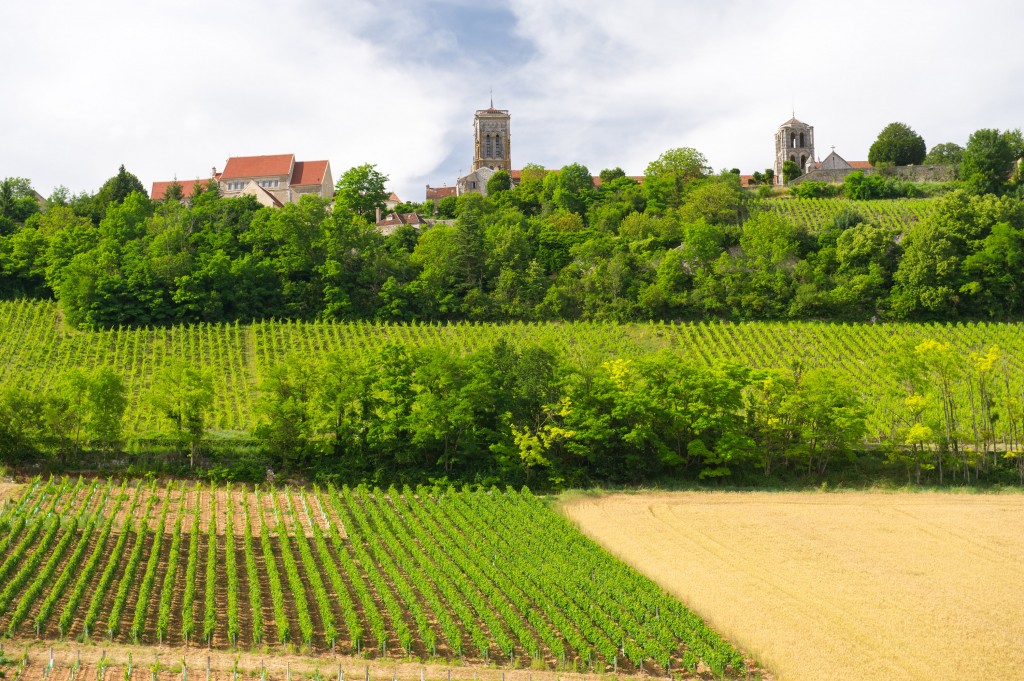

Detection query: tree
xmin=149 ymin=361 xmax=214 ymax=467
xmin=486 ymin=169 xmax=512 ymax=195
xmin=782 ymin=160 xmax=802 ymax=184
xmin=334 ymin=163 xmax=389 ymax=220
xmin=552 ymin=163 xmax=594 ymax=215
xmin=644 ymin=148 xmax=709 ymax=211
xmin=163 ymin=180 xmax=184 ymax=202
xmin=868 ymin=122 xmax=926 ymax=166
xmin=924 ymin=142 xmax=964 ymax=167
xmin=961 ymin=128 xmax=1021 ymax=195
xmin=95 ymin=165 xmax=148 ymax=210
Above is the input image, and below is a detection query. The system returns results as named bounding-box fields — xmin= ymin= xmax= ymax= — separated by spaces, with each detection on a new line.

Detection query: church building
xmin=774 ymin=117 xmax=815 ymax=180
xmin=455 ymin=102 xmax=511 ymax=196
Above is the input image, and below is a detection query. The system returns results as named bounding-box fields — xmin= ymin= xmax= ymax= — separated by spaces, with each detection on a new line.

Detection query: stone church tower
xmin=775 ymin=117 xmax=814 ymax=181
xmin=472 ymin=101 xmax=511 ymax=173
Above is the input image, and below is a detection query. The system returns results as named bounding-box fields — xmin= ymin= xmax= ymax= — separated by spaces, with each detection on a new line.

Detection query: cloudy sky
xmin=2 ymin=0 xmax=1022 ymax=202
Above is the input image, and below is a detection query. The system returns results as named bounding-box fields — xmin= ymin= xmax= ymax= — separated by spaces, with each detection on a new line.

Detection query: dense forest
xmin=1 ymin=126 xmax=1023 ymax=328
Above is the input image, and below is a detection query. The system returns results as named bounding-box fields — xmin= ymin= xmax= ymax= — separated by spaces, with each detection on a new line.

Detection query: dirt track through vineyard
xmin=561 ymin=491 xmax=1024 ymax=681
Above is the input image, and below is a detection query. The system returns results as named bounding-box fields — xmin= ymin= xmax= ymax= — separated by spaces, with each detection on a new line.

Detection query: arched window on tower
xmin=790 ymin=155 xmax=796 ymax=163
xmin=485 ymin=135 xmax=493 ymax=157
xmin=494 ymin=135 xmax=503 ymax=159
xmin=791 ymin=133 xmax=796 ymax=148
xmin=801 ymin=154 xmax=807 ymax=169
xmin=799 ymin=132 xmax=805 ymax=147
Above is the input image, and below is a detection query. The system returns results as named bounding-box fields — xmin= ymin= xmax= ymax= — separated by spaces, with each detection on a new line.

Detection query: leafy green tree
xmin=961 ymin=128 xmax=1022 ymax=195
xmin=0 ymin=386 xmax=46 ymax=464
xmin=334 ymin=163 xmax=389 ymax=220
xmin=552 ymin=163 xmax=594 ymax=215
xmin=868 ymin=122 xmax=926 ymax=166
xmin=254 ymin=357 xmax=319 ymax=472
xmin=781 ymin=160 xmax=802 ymax=184
xmin=486 ymin=169 xmax=512 ymax=195
xmin=92 ymin=165 xmax=148 ymax=220
xmin=924 ymin=142 xmax=964 ymax=166
xmin=644 ymin=148 xmax=708 ymax=211
xmin=149 ymin=361 xmax=214 ymax=467
xmin=598 ymin=167 xmax=626 ymax=183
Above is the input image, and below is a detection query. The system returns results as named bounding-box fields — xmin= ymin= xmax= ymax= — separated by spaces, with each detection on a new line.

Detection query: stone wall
xmin=789 ymin=164 xmax=955 ymax=186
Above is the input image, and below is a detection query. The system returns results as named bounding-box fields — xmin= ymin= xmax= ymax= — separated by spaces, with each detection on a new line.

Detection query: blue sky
xmin=2 ymin=0 xmax=1023 ymax=202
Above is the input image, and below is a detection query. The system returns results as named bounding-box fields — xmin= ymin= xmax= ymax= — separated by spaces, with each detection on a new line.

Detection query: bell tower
xmin=472 ymin=99 xmax=511 ymax=173
xmin=774 ymin=116 xmax=814 ymax=181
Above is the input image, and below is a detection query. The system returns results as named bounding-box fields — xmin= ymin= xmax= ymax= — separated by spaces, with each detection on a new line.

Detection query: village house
xmin=151 ymin=154 xmax=333 ymax=206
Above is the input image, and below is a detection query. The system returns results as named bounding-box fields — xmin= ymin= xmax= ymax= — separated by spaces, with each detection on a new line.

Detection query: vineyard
xmin=3 ymin=299 xmax=1024 ymax=443
xmin=752 ymin=196 xmax=939 ymax=233
xmin=0 ymin=477 xmax=747 ymax=677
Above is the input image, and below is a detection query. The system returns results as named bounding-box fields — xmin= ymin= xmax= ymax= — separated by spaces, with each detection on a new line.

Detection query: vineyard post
xmin=206 ymin=657 xmax=210 ymax=681
xmin=365 ymin=666 xmax=369 ymax=681
xmin=338 ymin=666 xmax=343 ymax=681
xmin=261 ymin=661 xmax=265 ymax=681
xmin=287 ymin=662 xmax=291 ymax=681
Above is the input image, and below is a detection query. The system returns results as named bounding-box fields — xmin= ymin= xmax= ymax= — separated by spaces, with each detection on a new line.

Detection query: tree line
xmin=3 ymin=335 xmax=1023 ymax=487
xmin=2 ymin=128 xmax=1023 ymax=326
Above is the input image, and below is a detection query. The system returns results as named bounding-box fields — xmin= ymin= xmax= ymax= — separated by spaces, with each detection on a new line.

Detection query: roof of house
xmin=151 ymin=178 xmax=210 ymax=201
xmin=242 ymin=180 xmax=284 ymax=208
xmin=376 ymin=212 xmax=426 ymax=229
xmin=387 ymin=192 xmax=401 ymax=203
xmin=221 ymin=154 xmax=295 ymax=179
xmin=426 ymin=185 xmax=457 ymax=200
xmin=849 ymin=161 xmax=873 ymax=169
xmin=290 ymin=160 xmax=329 ymax=186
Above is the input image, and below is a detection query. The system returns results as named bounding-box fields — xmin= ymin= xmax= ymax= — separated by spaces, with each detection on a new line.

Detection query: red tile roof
xmin=290 ymin=160 xmax=329 ymax=186
xmin=376 ymin=212 xmax=426 ymax=228
xmin=849 ymin=161 xmax=873 ymax=169
xmin=426 ymin=186 xmax=457 ymax=200
xmin=151 ymin=179 xmax=210 ymax=201
xmin=221 ymin=154 xmax=294 ymax=179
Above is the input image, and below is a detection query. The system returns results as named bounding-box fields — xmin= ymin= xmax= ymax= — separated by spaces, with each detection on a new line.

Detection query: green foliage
xmin=0 ymin=478 xmax=751 ymax=673
xmin=961 ymin=128 xmax=1022 ymax=195
xmin=790 ymin=181 xmax=840 ymax=198
xmin=333 ymin=163 xmax=389 ymax=220
xmin=924 ymin=142 xmax=964 ymax=167
xmin=868 ymin=122 xmax=927 ymax=166
xmin=782 ymin=160 xmax=802 ymax=184
xmin=486 ymin=169 xmax=512 ymax=195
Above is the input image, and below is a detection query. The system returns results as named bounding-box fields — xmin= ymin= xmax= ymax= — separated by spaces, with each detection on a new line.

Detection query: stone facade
xmin=472 ymin=105 xmax=511 ymax=173
xmin=774 ymin=117 xmax=815 ymax=180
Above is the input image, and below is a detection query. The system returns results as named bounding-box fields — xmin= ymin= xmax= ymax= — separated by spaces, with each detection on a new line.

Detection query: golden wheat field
xmin=561 ymin=491 xmax=1024 ymax=681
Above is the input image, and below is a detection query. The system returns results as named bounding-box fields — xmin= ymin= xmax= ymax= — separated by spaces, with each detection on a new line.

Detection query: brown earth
xmin=560 ymin=491 xmax=1024 ymax=681
xmin=7 ymin=640 xmax=712 ymax=681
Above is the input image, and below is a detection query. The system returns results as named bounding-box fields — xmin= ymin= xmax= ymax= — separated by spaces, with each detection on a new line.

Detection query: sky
xmin=2 ymin=0 xmax=1023 ymax=203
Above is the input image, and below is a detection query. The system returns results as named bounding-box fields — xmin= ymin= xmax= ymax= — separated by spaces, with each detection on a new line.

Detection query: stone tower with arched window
xmin=472 ymin=102 xmax=511 ymax=173
xmin=774 ymin=117 xmax=814 ymax=182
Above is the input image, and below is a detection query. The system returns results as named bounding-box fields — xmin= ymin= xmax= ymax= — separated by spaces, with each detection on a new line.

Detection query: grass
xmin=561 ymin=490 xmax=1024 ymax=681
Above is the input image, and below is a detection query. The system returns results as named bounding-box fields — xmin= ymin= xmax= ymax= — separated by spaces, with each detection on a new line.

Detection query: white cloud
xmin=1 ymin=0 xmax=1022 ymax=202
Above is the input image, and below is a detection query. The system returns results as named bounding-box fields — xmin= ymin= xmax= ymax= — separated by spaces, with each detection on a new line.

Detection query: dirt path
xmin=561 ymin=491 xmax=1024 ymax=681
xmin=6 ymin=640 xmax=688 ymax=681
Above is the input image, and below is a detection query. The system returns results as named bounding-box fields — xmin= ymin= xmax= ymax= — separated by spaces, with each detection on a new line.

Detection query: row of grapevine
xmin=0 ymin=479 xmax=747 ymax=677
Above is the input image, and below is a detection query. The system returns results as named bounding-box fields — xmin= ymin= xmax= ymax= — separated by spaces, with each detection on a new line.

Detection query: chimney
xmin=211 ymin=166 xmax=217 ymax=178
xmin=375 ymin=206 xmax=381 ymax=223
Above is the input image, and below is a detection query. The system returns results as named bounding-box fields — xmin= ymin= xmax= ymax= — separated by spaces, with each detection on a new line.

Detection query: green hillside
xmin=3 ymin=299 xmax=1022 ymax=447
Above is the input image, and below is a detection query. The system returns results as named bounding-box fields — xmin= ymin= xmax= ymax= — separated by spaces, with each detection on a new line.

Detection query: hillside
xmin=752 ymin=196 xmax=939 ymax=233
xmin=2 ymin=299 xmax=1024 ymax=452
